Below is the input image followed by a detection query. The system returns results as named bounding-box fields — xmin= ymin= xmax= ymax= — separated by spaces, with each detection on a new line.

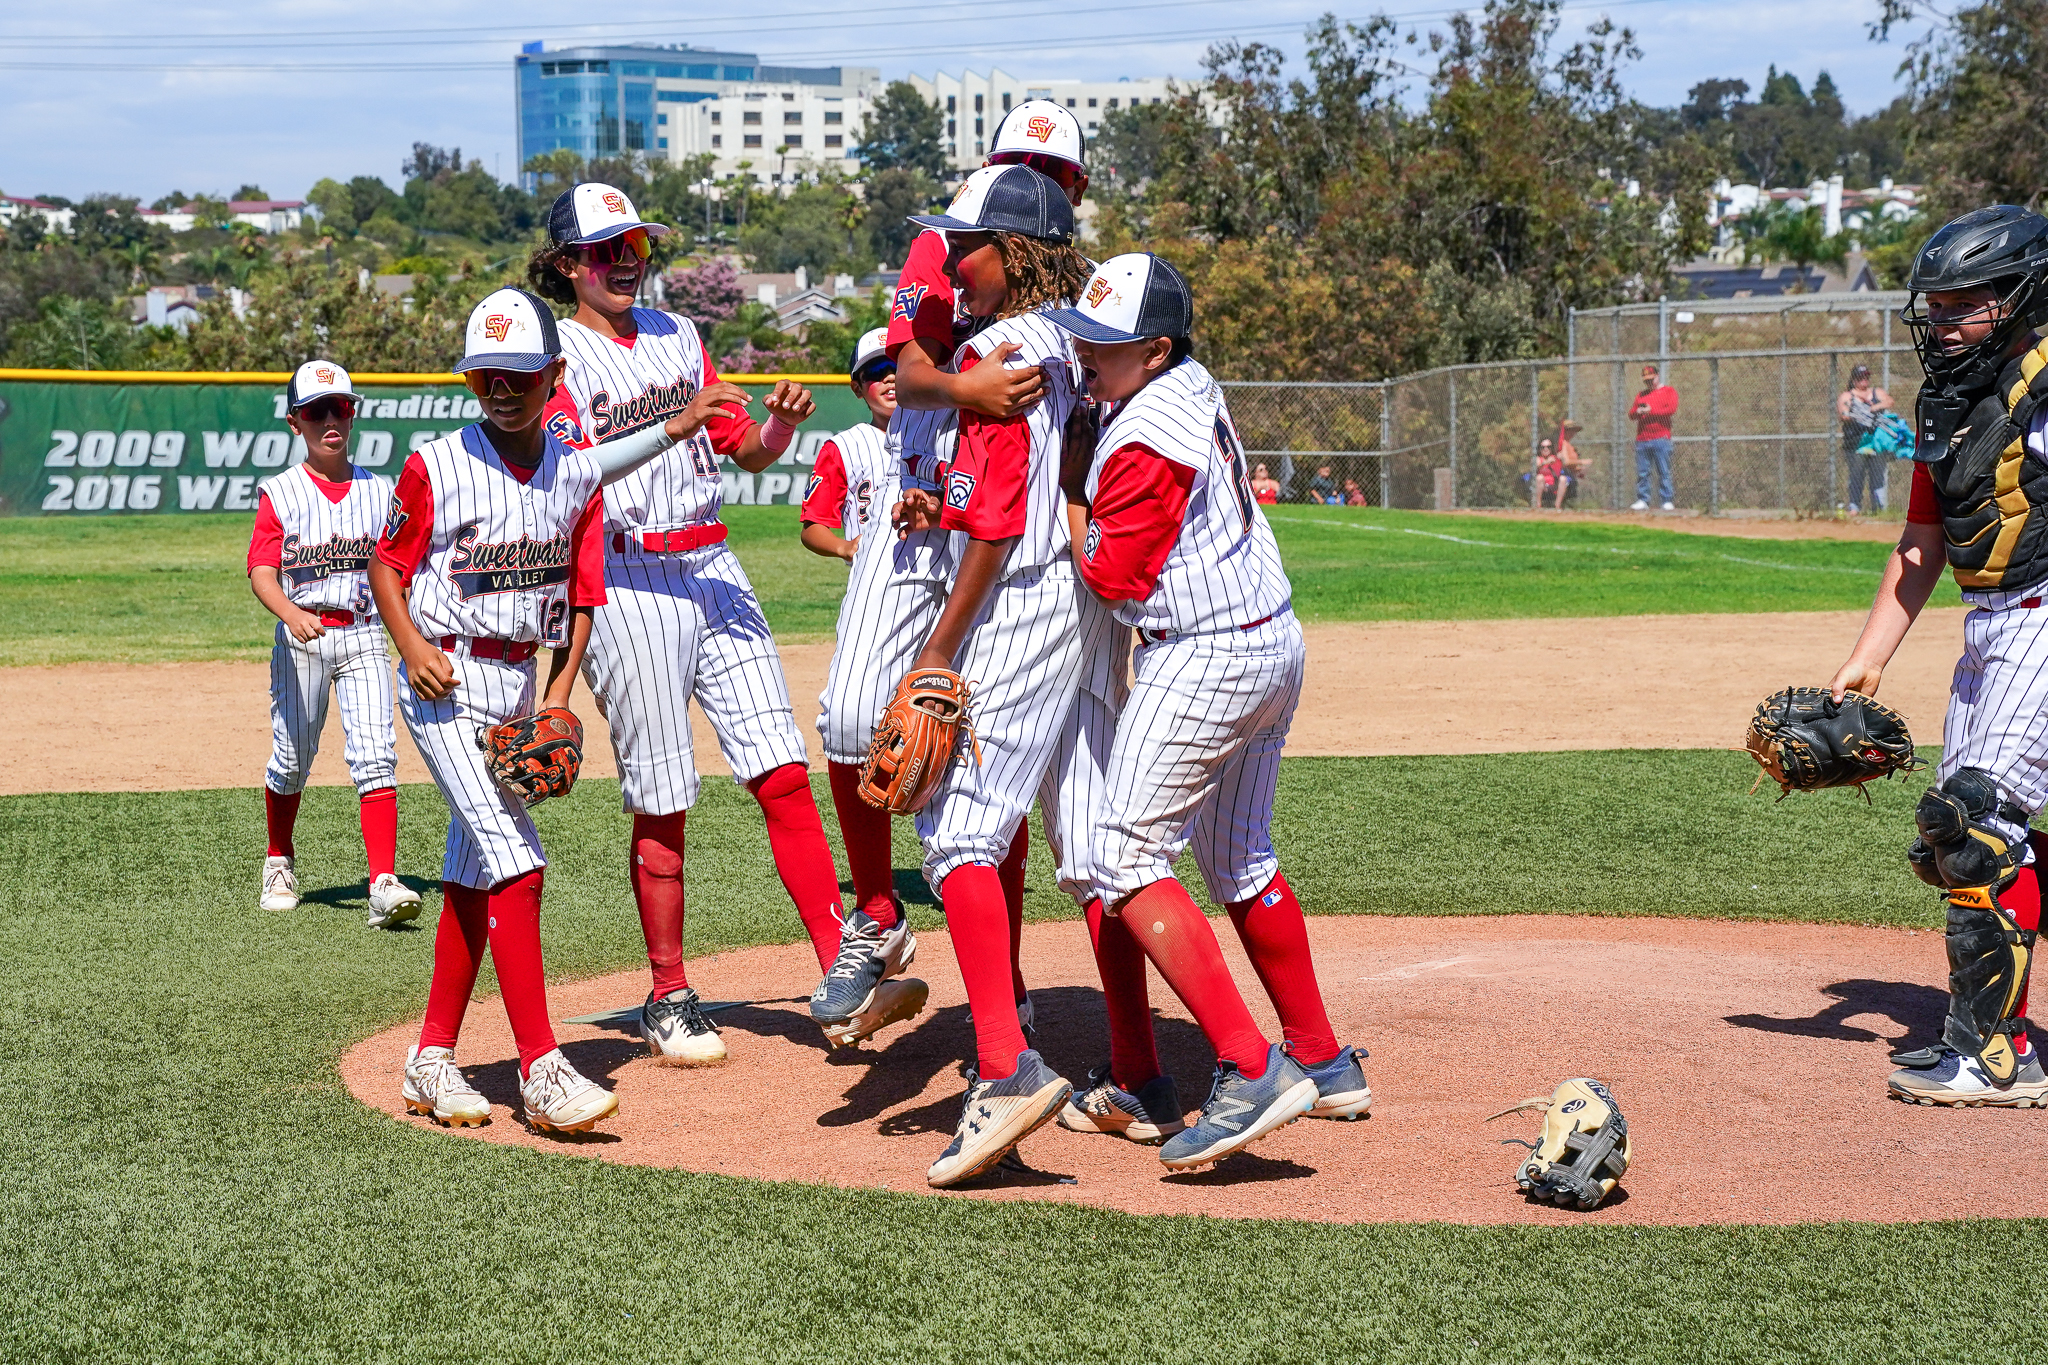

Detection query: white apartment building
xmin=906 ymin=69 xmax=1177 ymax=170
xmin=663 ymin=82 xmax=877 ymax=184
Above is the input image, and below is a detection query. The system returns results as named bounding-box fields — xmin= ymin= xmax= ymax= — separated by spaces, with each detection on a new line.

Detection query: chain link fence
xmin=1223 ymin=294 xmax=1923 ymax=512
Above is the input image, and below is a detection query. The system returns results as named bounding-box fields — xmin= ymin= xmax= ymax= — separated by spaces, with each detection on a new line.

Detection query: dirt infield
xmin=1 ymin=609 xmax=1964 ymax=795
xmin=339 ymin=914 xmax=2034 ymax=1226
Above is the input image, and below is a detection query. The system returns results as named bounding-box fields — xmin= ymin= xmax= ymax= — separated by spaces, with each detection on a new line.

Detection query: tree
xmin=403 ymin=144 xmax=462 ymax=183
xmin=3 ymin=295 xmax=177 ymax=370
xmin=346 ymin=176 xmax=401 ymax=229
xmin=662 ymin=256 xmax=744 ymax=331
xmin=1092 ymin=99 xmax=1176 ymax=202
xmin=189 ymin=195 xmax=233 ymax=230
xmin=232 ymin=184 xmax=269 ymax=202
xmin=741 ymin=177 xmax=876 ymax=277
xmin=1879 ymin=0 xmax=2048 ymax=214
xmin=150 ymin=190 xmax=190 ymax=212
xmin=306 ymin=178 xmax=354 ymax=234
xmin=857 ymin=81 xmax=945 ymax=178
xmin=862 ymin=167 xmax=938 ymax=264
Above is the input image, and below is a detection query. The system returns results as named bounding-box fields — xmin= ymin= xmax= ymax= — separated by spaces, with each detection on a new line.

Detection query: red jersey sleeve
xmin=247 ymin=492 xmax=283 ymax=573
xmin=698 ymin=354 xmax=758 ymax=456
xmin=800 ymin=440 xmax=849 ymax=527
xmin=1908 ymin=462 xmax=1941 ymax=524
xmin=1078 ymin=443 xmax=1195 ymax=602
xmin=940 ymin=349 xmax=1030 ymax=540
xmin=541 ymin=385 xmax=591 ymax=449
xmin=567 ymin=492 xmax=608 ymax=608
xmin=885 ymin=230 xmax=957 ymax=359
xmin=373 ymin=453 xmax=435 ymax=581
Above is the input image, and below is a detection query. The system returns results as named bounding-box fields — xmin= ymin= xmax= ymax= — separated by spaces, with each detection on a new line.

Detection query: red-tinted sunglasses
xmin=462 ymin=369 xmax=550 ymax=398
xmin=293 ymin=396 xmax=357 ymax=422
xmin=578 ymin=228 xmax=651 ymax=267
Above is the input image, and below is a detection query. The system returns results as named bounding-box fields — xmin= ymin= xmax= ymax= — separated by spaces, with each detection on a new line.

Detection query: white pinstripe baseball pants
xmin=583 ymin=542 xmax=811 ymax=815
xmin=1094 ymin=610 xmax=1304 ymax=906
xmin=399 ymin=651 xmax=545 ymax=890
xmin=916 ymin=560 xmax=1087 ymax=889
xmin=1940 ymin=600 xmax=2048 ymax=854
xmin=817 ymin=577 xmax=947 ymax=766
xmin=1034 ymin=590 xmax=1128 ymax=905
xmin=265 ymin=620 xmax=398 ymax=797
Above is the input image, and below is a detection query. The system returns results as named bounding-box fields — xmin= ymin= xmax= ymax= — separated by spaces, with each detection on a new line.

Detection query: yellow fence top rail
xmin=0 ymin=368 xmax=850 ymax=386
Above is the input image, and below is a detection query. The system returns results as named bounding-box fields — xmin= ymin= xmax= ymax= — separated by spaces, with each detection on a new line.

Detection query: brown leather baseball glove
xmin=1743 ymin=686 xmax=1923 ymax=798
xmin=477 ymin=706 xmax=584 ymax=806
xmin=859 ymin=668 xmax=974 ymax=814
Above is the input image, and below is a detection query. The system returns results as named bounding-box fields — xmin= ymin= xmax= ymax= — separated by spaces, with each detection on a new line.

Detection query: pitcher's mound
xmin=340 ymin=914 xmax=2039 ymax=1226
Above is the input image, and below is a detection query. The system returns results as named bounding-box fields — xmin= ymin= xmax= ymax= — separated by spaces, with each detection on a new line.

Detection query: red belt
xmin=2025 ymin=598 xmax=2043 ymax=609
xmin=318 ymin=609 xmax=363 ymax=628
xmin=613 ymin=523 xmax=728 ymax=555
xmin=1138 ymin=613 xmax=1277 ymax=646
xmin=439 ymin=635 xmax=540 ymax=663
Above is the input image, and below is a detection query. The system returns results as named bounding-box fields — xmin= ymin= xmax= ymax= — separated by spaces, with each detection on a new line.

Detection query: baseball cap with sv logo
xmin=286 ymin=359 xmax=359 ymax=411
xmin=456 ymin=287 xmax=562 ymax=374
xmin=989 ymin=98 xmax=1087 ymax=172
xmin=1045 ymin=252 xmax=1193 ymax=344
xmin=546 ymin=182 xmax=675 ymax=247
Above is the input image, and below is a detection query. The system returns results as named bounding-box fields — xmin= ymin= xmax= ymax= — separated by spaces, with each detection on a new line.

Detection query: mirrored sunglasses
xmin=578 ymin=228 xmax=651 ymax=266
xmin=293 ymin=396 xmax=357 ymax=422
xmin=853 ymin=360 xmax=897 ymax=386
xmin=462 ymin=369 xmax=549 ymax=398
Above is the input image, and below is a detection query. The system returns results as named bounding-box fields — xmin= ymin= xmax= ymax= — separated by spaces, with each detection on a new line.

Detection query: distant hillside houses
xmin=138 ymin=200 xmax=308 ymax=233
xmin=1707 ymin=174 xmax=1921 ymax=252
xmin=0 ymin=195 xmax=77 ymax=233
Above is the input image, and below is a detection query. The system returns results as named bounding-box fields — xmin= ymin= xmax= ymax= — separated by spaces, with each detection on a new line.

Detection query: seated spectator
xmin=1556 ymin=419 xmax=1589 ymax=501
xmin=1306 ymin=464 xmax=1337 ymax=503
xmin=1524 ymin=437 xmax=1567 ymax=510
xmin=1342 ymin=478 xmax=1369 ymax=506
xmin=1250 ymin=462 xmax=1281 ymax=504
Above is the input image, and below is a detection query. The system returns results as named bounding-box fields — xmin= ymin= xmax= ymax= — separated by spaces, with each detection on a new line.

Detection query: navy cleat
xmin=1299 ymin=1044 xmax=1372 ymax=1119
xmin=1059 ymin=1064 xmax=1186 ymax=1144
xmin=1158 ymin=1044 xmax=1317 ymax=1170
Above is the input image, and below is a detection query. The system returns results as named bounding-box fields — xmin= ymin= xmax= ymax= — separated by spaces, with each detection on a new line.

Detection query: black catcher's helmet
xmin=1904 ymin=205 xmax=2048 ymax=389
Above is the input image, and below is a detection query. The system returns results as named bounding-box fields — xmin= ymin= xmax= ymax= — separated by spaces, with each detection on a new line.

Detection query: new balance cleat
xmin=642 ymin=987 xmax=728 ymax=1066
xmin=402 ymin=1044 xmax=491 ymax=1127
xmin=1300 ymin=1044 xmax=1372 ymax=1119
xmin=1059 ymin=1064 xmax=1185 ymax=1144
xmin=366 ymin=873 xmax=423 ymax=929
xmin=1888 ymin=1045 xmax=2048 ymax=1108
xmin=927 ymin=1049 xmax=1072 ymax=1188
xmin=519 ymin=1048 xmax=618 ymax=1133
xmin=811 ymin=910 xmax=921 ymax=1047
xmin=1158 ymin=1045 xmax=1318 ymax=1170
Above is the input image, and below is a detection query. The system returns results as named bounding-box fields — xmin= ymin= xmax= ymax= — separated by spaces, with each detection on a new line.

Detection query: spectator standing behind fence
xmin=1627 ymin=364 xmax=1678 ymax=511
xmin=1251 ymin=463 xmax=1281 ymax=504
xmin=1836 ymin=364 xmax=1895 ymax=514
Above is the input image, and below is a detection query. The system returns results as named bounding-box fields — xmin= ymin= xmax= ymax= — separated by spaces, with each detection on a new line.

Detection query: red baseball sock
xmin=1225 ymin=873 xmax=1340 ymax=1066
xmin=827 ymin=760 xmax=898 ymax=930
xmin=264 ymin=788 xmax=301 ymax=859
xmin=417 ymin=882 xmax=489 ymax=1052
xmin=484 ymin=869 xmax=558 ymax=1075
xmin=1123 ymin=878 xmax=1270 ymax=1078
xmin=358 ymin=787 xmax=397 ymax=879
xmin=747 ymin=764 xmax=847 ymax=972
xmin=942 ymin=864 xmax=1027 ymax=1079
xmin=1086 ymin=896 xmax=1161 ymax=1089
xmin=2007 ymin=847 xmax=2045 ymax=1022
xmin=631 ymin=812 xmax=690 ymax=998
xmin=1000 ymin=815 xmax=1029 ymax=1002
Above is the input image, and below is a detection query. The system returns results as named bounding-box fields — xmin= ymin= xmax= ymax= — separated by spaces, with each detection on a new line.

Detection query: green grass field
xmin=0 ymin=506 xmax=1949 ymax=665
xmin=10 ymin=752 xmax=2044 ymax=1365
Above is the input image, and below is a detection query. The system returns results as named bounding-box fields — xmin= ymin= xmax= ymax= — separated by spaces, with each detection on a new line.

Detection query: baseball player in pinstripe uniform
xmin=528 ymin=185 xmax=912 ymax=1064
xmin=1050 ymin=254 xmax=1370 ymax=1170
xmin=370 ymin=287 xmax=685 ymax=1133
xmin=882 ymin=164 xmax=1108 ymax=1187
xmin=247 ymin=361 xmax=418 ymax=928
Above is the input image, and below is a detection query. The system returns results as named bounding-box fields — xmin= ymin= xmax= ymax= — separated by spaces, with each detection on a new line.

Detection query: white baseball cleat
xmin=641 ymin=987 xmax=729 ymax=1066
xmin=520 ymin=1048 xmax=618 ymax=1133
xmin=260 ymin=855 xmax=299 ymax=912
xmin=402 ymin=1044 xmax=491 ymax=1126
xmin=366 ymin=874 xmax=423 ymax=929
xmin=1888 ymin=1045 xmax=2048 ymax=1107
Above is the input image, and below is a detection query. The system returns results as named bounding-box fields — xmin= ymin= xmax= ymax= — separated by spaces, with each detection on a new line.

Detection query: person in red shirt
xmin=1628 ymin=363 xmax=1679 ymax=510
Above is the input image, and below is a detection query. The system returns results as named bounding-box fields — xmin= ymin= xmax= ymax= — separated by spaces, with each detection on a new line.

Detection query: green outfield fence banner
xmin=0 ymin=372 xmax=868 ymax=517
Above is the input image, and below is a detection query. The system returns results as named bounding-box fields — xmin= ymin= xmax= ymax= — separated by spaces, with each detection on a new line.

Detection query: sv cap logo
xmin=1025 ymin=115 xmax=1056 ymax=143
xmin=314 ymin=366 xmax=335 ymax=384
xmin=1085 ymin=277 xmax=1114 ymax=308
xmin=482 ymin=314 xmax=514 ymax=342
xmin=601 ymin=191 xmax=626 ymax=215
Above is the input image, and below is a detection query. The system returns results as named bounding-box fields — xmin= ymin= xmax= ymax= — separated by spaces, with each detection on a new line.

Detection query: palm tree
xmin=115 ymin=238 xmax=159 ymax=288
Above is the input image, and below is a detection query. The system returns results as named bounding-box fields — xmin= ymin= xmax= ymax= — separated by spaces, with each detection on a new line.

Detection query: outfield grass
xmin=0 ymin=505 xmax=1949 ymax=666
xmin=7 ymin=749 xmax=2042 ymax=1364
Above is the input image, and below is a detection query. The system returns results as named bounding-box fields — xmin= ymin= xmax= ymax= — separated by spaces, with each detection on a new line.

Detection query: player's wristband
xmin=761 ymin=414 xmax=797 ymax=455
xmin=592 ymin=422 xmax=678 ymax=486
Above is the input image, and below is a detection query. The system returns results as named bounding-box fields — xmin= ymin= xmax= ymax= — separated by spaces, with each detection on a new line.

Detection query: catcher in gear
xmin=859 ymin=668 xmax=976 ymax=814
xmin=479 ymin=707 xmax=584 ymax=806
xmin=1487 ymin=1078 xmax=1631 ymax=1210
xmin=1828 ymin=205 xmax=2048 ymax=1108
xmin=1743 ymin=687 xmax=1924 ymax=798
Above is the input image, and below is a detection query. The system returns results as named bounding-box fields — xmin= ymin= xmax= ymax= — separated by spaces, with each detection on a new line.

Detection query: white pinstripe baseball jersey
xmin=940 ymin=310 xmax=1080 ymax=579
xmin=888 ymin=403 xmax=963 ymax=585
xmin=553 ymin=309 xmax=735 ymax=532
xmin=803 ymin=422 xmax=894 ymax=537
xmin=1083 ymin=358 xmax=1291 ymax=634
xmin=256 ymin=465 xmax=390 ymax=612
xmin=381 ymin=427 xmax=602 ymax=648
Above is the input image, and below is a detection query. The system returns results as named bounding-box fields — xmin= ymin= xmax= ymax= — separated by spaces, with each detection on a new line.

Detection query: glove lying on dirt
xmin=859 ymin=668 xmax=975 ymax=815
xmin=1743 ymin=686 xmax=1924 ymax=798
xmin=477 ymin=707 xmax=584 ymax=806
xmin=1486 ymin=1077 xmax=1631 ymax=1210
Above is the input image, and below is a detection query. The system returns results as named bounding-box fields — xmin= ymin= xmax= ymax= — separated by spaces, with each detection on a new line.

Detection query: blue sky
xmin=2 ymin=0 xmax=1917 ymax=203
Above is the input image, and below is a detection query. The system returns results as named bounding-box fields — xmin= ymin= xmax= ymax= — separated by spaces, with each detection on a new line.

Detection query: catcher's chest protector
xmin=1925 ymin=341 xmax=2048 ymax=591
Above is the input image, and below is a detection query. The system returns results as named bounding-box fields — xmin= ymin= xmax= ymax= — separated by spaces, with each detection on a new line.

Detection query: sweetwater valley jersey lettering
xmin=941 ymin=311 xmax=1080 ymax=578
xmin=386 ymin=427 xmax=602 ymax=646
xmin=1084 ymin=358 xmax=1291 ymax=634
xmin=552 ymin=310 xmax=735 ymax=532
xmin=804 ymin=423 xmax=894 ymax=538
xmin=259 ymin=465 xmax=390 ymax=611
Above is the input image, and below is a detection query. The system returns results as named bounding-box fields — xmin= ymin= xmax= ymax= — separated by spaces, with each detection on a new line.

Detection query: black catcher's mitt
xmin=1743 ymin=687 xmax=1924 ymax=797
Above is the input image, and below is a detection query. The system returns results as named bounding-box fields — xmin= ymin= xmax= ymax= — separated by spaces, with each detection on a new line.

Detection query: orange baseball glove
xmin=859 ymin=668 xmax=975 ymax=814
xmin=478 ymin=707 xmax=584 ymax=806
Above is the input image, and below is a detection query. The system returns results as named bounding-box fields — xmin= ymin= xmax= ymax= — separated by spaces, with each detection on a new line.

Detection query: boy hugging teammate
xmin=247 ymin=361 xmax=418 ymax=929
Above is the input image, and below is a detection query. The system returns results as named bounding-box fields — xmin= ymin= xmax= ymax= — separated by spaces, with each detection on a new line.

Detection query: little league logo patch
xmin=1025 ymin=115 xmax=1056 ymax=143
xmin=891 ymin=282 xmax=929 ymax=323
xmin=482 ymin=314 xmax=513 ymax=342
xmin=945 ymin=469 xmax=976 ymax=511
xmin=545 ymin=411 xmax=584 ymax=445
xmin=1083 ymin=519 xmax=1102 ymax=561
xmin=1086 ymin=276 xmax=1114 ymax=308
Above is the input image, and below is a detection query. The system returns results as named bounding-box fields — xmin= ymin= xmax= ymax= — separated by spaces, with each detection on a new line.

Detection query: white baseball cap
xmin=850 ymin=326 xmax=890 ymax=378
xmin=455 ymin=287 xmax=562 ymax=373
xmin=988 ymin=99 xmax=1088 ymax=172
xmin=909 ymin=163 xmax=1074 ymax=242
xmin=286 ymin=360 xmax=358 ymax=410
xmin=1045 ymin=253 xmax=1193 ymax=344
xmin=546 ymin=182 xmax=674 ymax=246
